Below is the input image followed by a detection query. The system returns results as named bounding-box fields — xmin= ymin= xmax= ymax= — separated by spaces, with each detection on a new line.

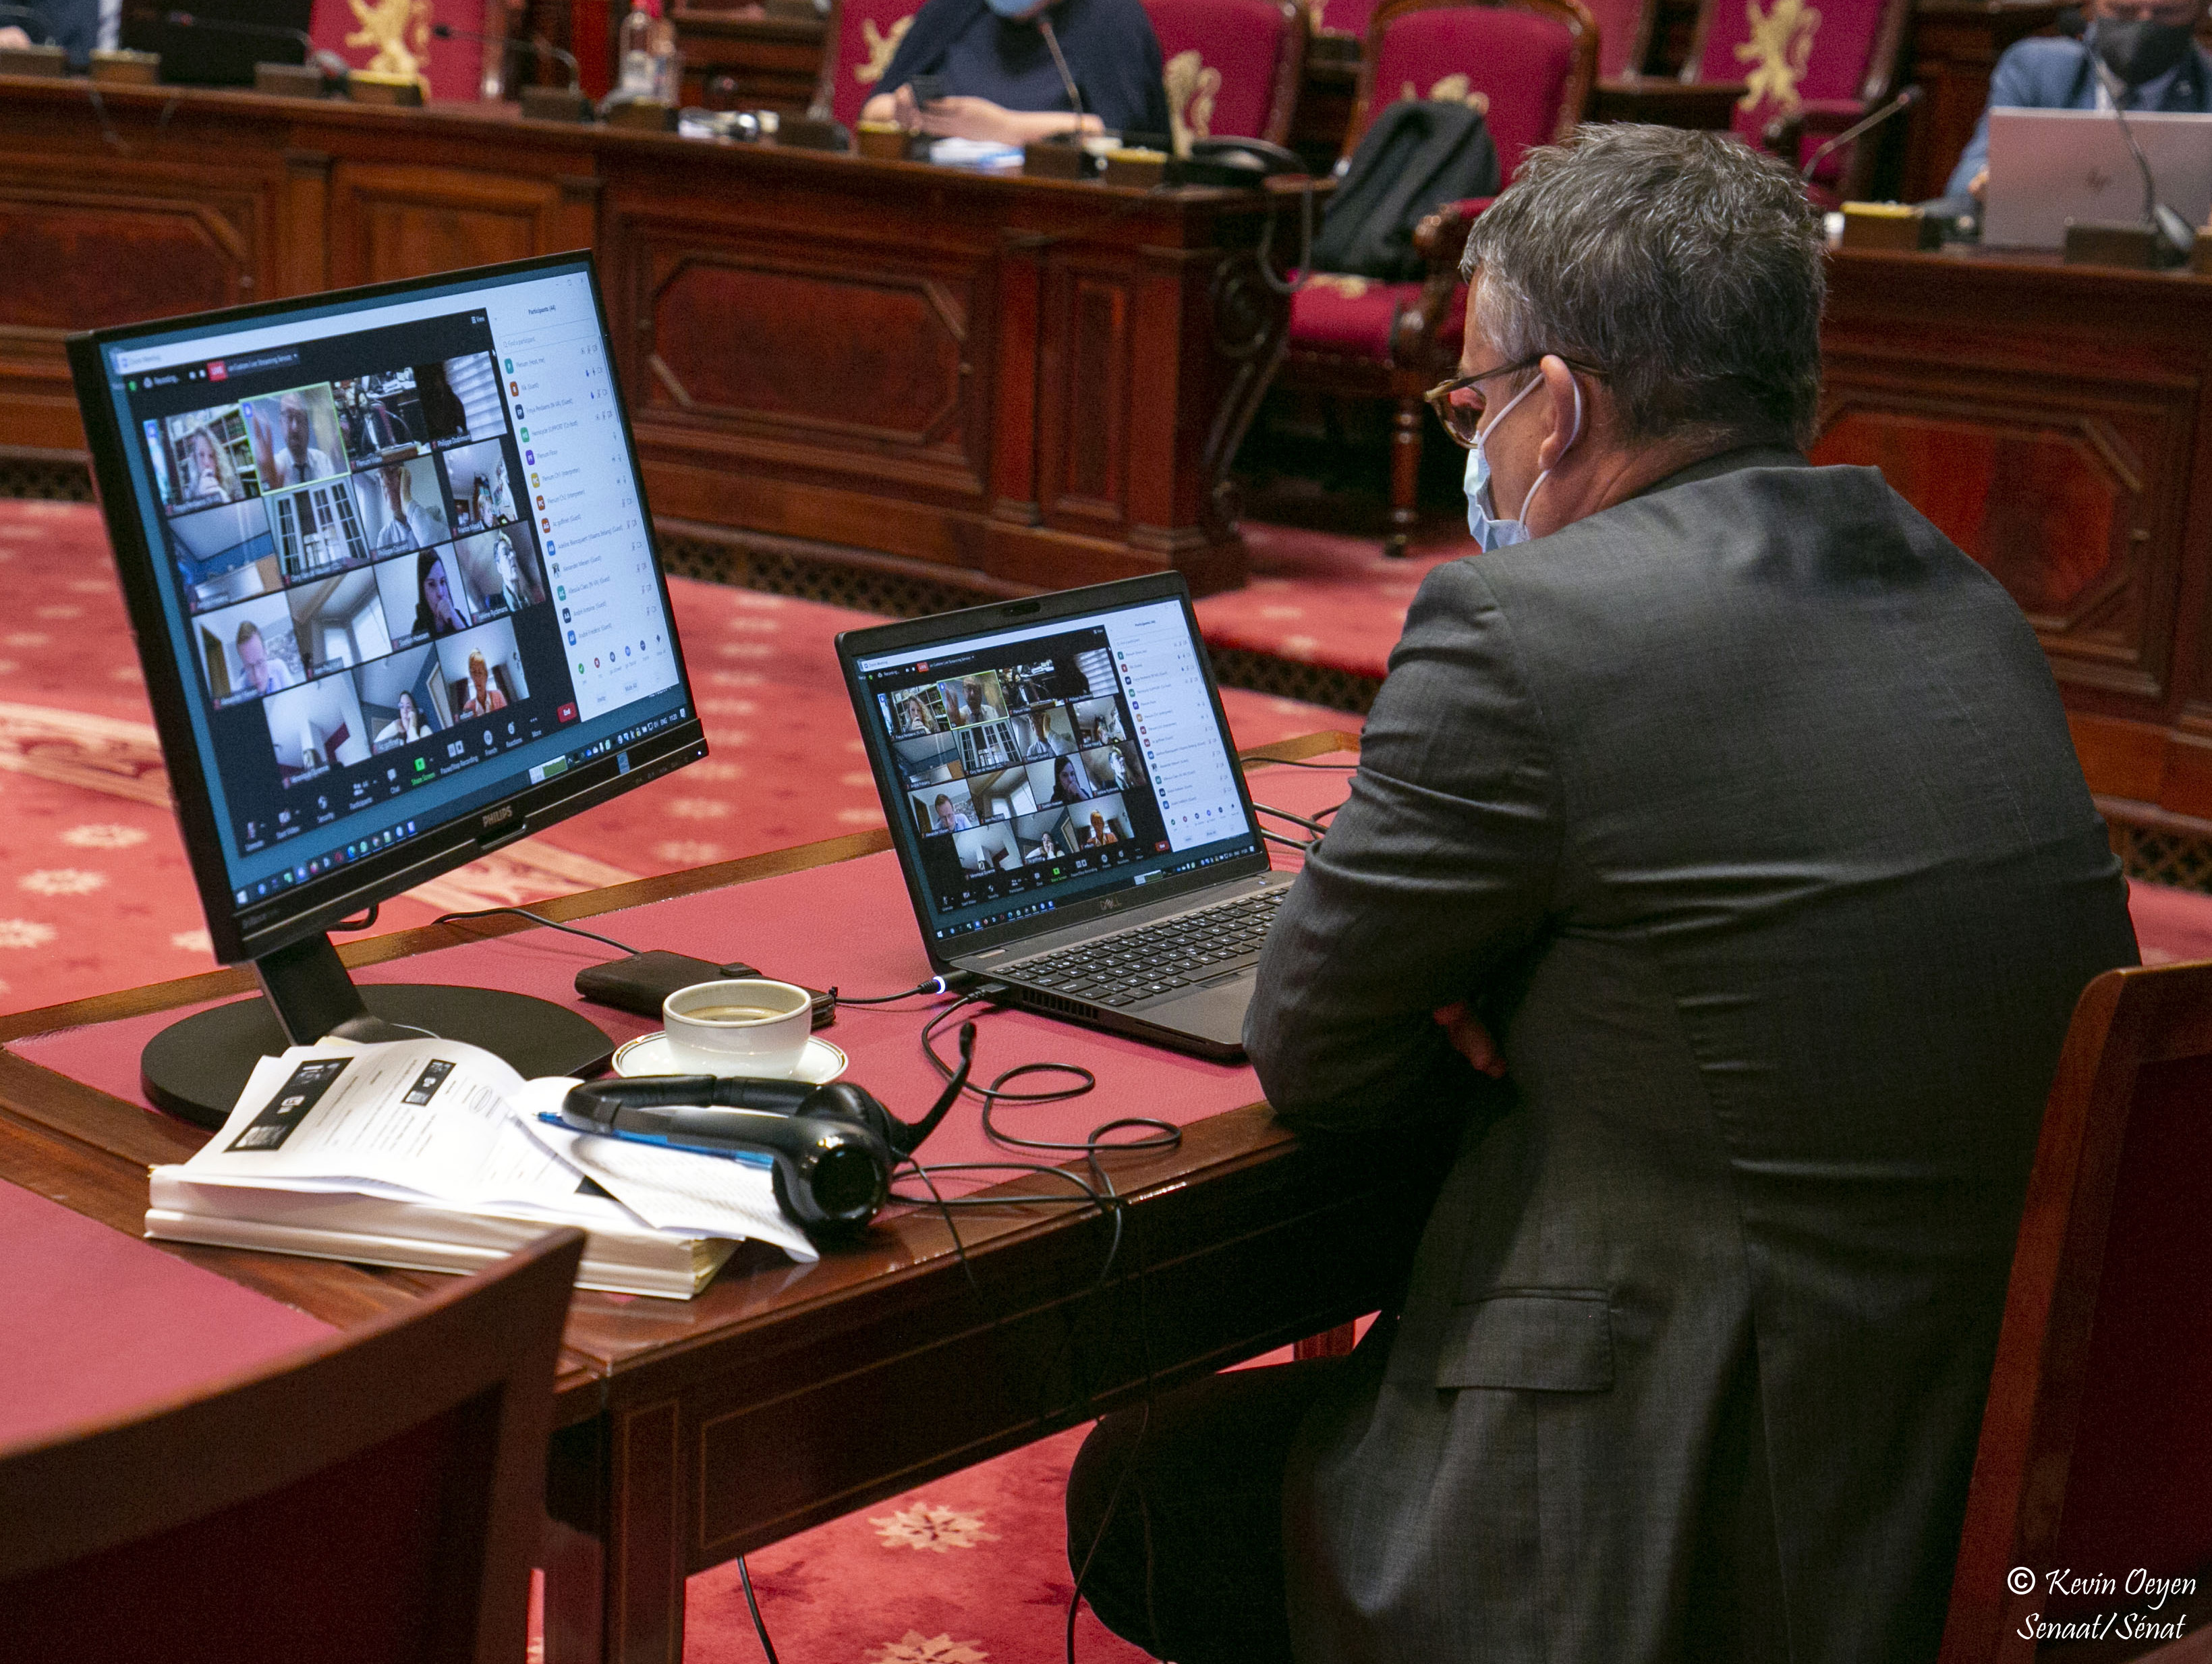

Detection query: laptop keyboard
xmin=1004 ymin=888 xmax=1287 ymax=1007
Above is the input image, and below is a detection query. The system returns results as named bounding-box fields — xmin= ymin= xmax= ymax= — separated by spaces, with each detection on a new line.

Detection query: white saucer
xmin=611 ymin=1031 xmax=849 ymax=1084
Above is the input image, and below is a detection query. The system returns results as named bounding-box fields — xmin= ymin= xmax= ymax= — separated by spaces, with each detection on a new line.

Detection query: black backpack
xmin=1309 ymin=101 xmax=1502 ymax=282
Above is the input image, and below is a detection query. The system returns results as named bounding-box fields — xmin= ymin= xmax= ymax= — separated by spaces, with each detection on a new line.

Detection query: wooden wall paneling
xmin=0 ymin=152 xmax=281 ymax=454
xmin=327 ymin=163 xmax=590 ymax=289
xmin=606 ymin=157 xmax=1007 ymax=571
xmin=1819 ymin=259 xmax=2207 ymax=714
xmin=1036 ymin=251 xmax=1135 ymax=535
xmin=988 ymin=244 xmax=1045 ymax=530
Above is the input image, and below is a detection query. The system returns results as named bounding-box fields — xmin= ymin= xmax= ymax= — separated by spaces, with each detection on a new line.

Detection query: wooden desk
xmin=0 ymin=733 xmax=1404 ymax=1664
xmin=1815 ymin=246 xmax=2212 ymax=840
xmin=0 ymin=78 xmax=1299 ymax=596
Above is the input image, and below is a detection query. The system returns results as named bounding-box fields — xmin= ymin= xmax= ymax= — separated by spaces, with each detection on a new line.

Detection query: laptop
xmin=837 ymin=573 xmax=1294 ymax=1061
xmin=1983 ymin=107 xmax=2212 ymax=249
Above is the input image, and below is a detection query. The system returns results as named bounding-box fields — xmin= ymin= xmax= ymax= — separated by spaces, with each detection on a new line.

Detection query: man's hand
xmin=0 ymin=26 xmax=29 ymax=47
xmin=1433 ymin=1001 xmax=1505 ymax=1078
xmin=1968 ymin=167 xmax=1987 ymax=204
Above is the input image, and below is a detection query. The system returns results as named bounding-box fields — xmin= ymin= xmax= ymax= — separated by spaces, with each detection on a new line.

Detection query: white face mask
xmin=1463 ymin=371 xmax=1583 ymax=551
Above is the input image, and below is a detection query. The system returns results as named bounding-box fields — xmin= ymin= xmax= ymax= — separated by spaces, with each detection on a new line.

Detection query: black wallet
xmin=575 ymin=950 xmax=836 ymax=1029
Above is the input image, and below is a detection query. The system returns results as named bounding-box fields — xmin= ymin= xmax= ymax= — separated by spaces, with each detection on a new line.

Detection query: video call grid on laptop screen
xmin=92 ymin=261 xmax=689 ymax=908
xmin=852 ymin=595 xmax=1264 ymax=943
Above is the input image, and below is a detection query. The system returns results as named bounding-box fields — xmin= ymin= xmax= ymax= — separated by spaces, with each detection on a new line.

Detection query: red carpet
xmin=8 ymin=494 xmax=2205 ymax=1663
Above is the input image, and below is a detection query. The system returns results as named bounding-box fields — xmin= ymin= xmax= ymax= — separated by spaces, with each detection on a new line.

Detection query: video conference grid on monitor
xmin=105 ymin=274 xmax=685 ymax=904
xmin=857 ymin=606 xmax=1259 ymax=939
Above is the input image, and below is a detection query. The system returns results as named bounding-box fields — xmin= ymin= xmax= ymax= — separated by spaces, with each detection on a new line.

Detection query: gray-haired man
xmin=1066 ymin=126 xmax=2136 ymax=1664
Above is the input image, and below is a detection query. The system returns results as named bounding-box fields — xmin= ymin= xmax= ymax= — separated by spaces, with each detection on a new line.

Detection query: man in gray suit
xmin=1066 ymin=126 xmax=2138 ymax=1663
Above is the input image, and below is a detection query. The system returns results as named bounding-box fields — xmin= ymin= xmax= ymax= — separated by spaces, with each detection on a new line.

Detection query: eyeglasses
xmin=1423 ymin=354 xmax=1605 ymax=449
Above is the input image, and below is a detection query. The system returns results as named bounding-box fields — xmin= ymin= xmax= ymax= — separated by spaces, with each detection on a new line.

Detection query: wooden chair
xmin=813 ymin=0 xmax=930 ymax=128
xmin=308 ymin=0 xmax=498 ymax=100
xmin=0 ymin=1227 xmax=584 ymax=1663
xmin=1600 ymin=0 xmax=1912 ymax=197
xmin=1939 ymin=964 xmax=2212 ymax=1663
xmin=1277 ymin=0 xmax=1597 ymax=555
xmin=1141 ymin=0 xmax=1311 ymax=147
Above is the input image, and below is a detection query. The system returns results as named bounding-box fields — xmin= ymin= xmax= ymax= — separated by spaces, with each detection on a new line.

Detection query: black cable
xmin=737 ymin=1555 xmax=781 ymax=1664
xmin=332 ymin=903 xmax=380 ymax=932
xmin=1261 ymin=829 xmax=1318 ymax=852
xmin=430 ymin=904 xmax=642 ymax=958
xmin=921 ymin=991 xmax=1097 ymax=1107
xmin=830 ymin=972 xmax=967 ymax=1006
xmin=1253 ymin=800 xmax=1330 ymax=835
xmin=1236 ymin=753 xmax=1356 ymax=770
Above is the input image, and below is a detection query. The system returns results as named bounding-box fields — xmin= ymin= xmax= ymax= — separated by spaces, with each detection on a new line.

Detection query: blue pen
xmin=537 ymin=1109 xmax=776 ymax=1170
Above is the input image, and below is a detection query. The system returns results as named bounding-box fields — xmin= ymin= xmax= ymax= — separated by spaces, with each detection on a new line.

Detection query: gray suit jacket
xmin=1247 ymin=451 xmax=2137 ymax=1664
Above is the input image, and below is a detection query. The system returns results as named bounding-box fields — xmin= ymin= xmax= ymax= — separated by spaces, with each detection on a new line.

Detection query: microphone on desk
xmin=2089 ymin=55 xmax=2195 ymax=267
xmin=1034 ymin=12 xmax=1088 ymax=138
xmin=430 ymin=20 xmax=582 ymax=93
xmin=162 ymin=9 xmax=348 ymax=82
xmin=1798 ymin=83 xmax=1920 ymax=184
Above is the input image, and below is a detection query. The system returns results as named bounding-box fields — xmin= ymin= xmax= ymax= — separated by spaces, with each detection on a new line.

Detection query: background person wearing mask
xmin=1942 ymin=0 xmax=2212 ymax=204
xmin=859 ymin=0 xmax=1170 ymax=146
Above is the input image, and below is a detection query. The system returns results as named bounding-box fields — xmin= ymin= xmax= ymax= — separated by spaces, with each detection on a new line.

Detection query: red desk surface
xmin=11 ymin=757 xmax=1357 ymax=1184
xmin=0 ymin=1177 xmax=333 ymax=1449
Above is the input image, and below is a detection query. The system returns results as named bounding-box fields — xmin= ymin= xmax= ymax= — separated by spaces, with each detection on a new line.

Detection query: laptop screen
xmin=847 ymin=587 xmax=1264 ymax=945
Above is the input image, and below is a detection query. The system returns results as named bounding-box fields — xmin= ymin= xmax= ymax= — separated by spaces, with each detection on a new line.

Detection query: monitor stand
xmin=142 ymin=932 xmax=616 ymax=1130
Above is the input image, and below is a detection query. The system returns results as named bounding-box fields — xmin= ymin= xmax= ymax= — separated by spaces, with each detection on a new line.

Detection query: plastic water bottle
xmin=618 ymin=0 xmax=679 ymax=103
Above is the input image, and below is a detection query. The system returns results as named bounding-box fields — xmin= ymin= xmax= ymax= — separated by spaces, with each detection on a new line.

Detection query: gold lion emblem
xmin=1401 ymin=74 xmax=1491 ymax=115
xmin=856 ymin=16 xmax=914 ymax=86
xmin=344 ymin=0 xmax=431 ymax=82
xmin=1164 ymin=50 xmax=1222 ymax=157
xmin=1733 ymin=0 xmax=1821 ymax=116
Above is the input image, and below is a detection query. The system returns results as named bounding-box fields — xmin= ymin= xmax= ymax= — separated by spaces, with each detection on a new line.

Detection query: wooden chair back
xmin=0 ymin=1227 xmax=584 ymax=1664
xmin=1346 ymin=0 xmax=1597 ymax=178
xmin=308 ymin=0 xmax=493 ymax=99
xmin=1140 ymin=0 xmax=1311 ymax=145
xmin=1685 ymin=0 xmax=1910 ymax=165
xmin=1940 ymin=964 xmax=2212 ymax=1663
xmin=1583 ymin=0 xmax=1653 ymax=78
xmin=814 ymin=0 xmax=930 ymax=127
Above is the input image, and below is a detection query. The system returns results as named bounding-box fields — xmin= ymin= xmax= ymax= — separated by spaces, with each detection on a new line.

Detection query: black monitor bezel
xmin=67 ymin=251 xmax=706 ymax=967
xmin=836 ymin=571 xmax=1274 ymax=968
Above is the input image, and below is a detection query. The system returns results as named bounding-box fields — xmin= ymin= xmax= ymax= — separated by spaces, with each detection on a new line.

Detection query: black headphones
xmin=557 ymin=1024 xmax=975 ymax=1238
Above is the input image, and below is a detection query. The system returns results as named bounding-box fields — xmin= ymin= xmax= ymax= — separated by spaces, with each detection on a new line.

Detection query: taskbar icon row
xmin=234 ymin=817 xmax=422 ymax=906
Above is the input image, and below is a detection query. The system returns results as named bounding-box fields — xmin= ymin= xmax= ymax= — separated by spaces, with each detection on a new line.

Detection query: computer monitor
xmin=69 ymin=252 xmax=706 ymax=1126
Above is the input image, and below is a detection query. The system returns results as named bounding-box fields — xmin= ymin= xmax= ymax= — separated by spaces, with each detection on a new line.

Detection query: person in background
xmin=175 ymin=425 xmax=237 ymax=509
xmin=233 ymin=621 xmax=292 ymax=696
xmin=859 ymin=0 xmax=1170 ymax=146
xmin=460 ymin=649 xmax=507 ymax=717
xmin=373 ymin=464 xmax=447 ymax=553
xmin=395 ymin=688 xmax=432 ymax=741
xmin=1943 ymin=0 xmax=2212 ymax=202
xmin=0 ymin=0 xmax=109 ymax=68
xmin=932 ymin=792 xmax=977 ymax=831
xmin=414 ymin=551 xmax=468 ymax=638
xmin=900 ymin=694 xmax=938 ymax=735
xmin=1052 ymin=753 xmax=1097 ymax=803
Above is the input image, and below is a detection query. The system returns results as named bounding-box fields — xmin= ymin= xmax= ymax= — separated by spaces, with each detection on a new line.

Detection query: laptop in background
xmin=837 ymin=574 xmax=1292 ymax=1061
xmin=1983 ymin=108 xmax=2212 ymax=248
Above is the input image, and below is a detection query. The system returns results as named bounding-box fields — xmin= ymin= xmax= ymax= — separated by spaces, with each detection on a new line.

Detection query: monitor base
xmin=142 ymin=984 xmax=615 ymax=1130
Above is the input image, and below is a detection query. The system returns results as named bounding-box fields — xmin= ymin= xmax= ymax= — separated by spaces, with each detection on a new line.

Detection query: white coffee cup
xmin=661 ymin=978 xmax=813 ymax=1076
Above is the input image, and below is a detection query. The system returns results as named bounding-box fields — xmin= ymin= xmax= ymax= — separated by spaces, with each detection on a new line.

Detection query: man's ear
xmin=1534 ymin=354 xmax=1587 ymax=472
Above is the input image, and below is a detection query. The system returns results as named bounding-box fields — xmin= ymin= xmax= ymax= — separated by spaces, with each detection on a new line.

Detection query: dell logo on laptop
xmin=1099 ymin=898 xmax=1118 ymax=911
